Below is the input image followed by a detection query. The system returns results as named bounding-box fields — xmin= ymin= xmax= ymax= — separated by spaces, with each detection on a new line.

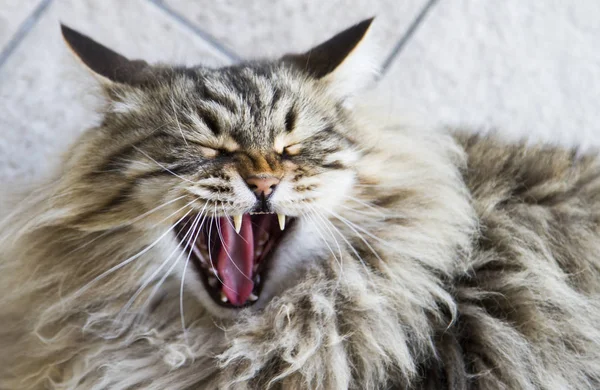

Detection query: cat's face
xmin=99 ymin=65 xmax=359 ymax=314
xmin=60 ymin=20 xmax=376 ymax=317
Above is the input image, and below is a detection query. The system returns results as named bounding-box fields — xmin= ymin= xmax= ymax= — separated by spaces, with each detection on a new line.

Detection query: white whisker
xmin=180 ymin=203 xmax=209 ymax=343
xmin=305 ymin=206 xmax=344 ymax=274
xmin=117 ymin=214 xmax=199 ymax=317
xmin=318 ymin=206 xmax=385 ymax=264
xmin=171 ymin=94 xmax=189 ymax=147
xmin=132 ymin=145 xmax=194 ymax=183
xmin=308 ymin=205 xmax=373 ymax=280
xmin=144 ymin=208 xmax=211 ymax=309
xmin=67 ymin=195 xmax=188 ymax=255
xmin=70 ymin=199 xmax=199 ymax=299
xmin=326 ymin=208 xmax=391 ymax=248
xmin=118 ymin=210 xmax=202 ymax=317
xmin=338 ymin=204 xmax=386 ymax=218
xmin=303 ymin=210 xmax=345 ymax=279
xmin=314 ymin=189 xmax=388 ymax=216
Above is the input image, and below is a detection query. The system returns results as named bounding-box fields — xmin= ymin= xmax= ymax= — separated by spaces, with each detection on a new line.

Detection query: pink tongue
xmin=217 ymin=215 xmax=255 ymax=306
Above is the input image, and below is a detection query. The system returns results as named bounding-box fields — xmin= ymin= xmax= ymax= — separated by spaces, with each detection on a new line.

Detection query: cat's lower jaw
xmin=177 ymin=216 xmax=324 ymax=318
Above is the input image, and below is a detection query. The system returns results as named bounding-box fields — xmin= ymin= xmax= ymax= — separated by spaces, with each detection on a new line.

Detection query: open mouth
xmin=175 ymin=213 xmax=293 ymax=308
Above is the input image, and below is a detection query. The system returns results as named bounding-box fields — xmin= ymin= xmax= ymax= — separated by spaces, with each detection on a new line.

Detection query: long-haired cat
xmin=1 ymin=18 xmax=600 ymax=389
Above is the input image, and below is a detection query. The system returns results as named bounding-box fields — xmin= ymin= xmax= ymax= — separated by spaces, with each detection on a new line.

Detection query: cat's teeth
xmin=253 ymin=264 xmax=259 ymax=273
xmin=258 ymin=232 xmax=269 ymax=246
xmin=220 ymin=292 xmax=228 ymax=303
xmin=233 ymin=215 xmax=242 ymax=234
xmin=277 ymin=213 xmax=286 ymax=230
xmin=249 ymin=293 xmax=259 ymax=301
xmin=255 ymin=247 xmax=263 ymax=258
xmin=254 ymin=274 xmax=260 ymax=284
xmin=208 ymin=276 xmax=218 ymax=287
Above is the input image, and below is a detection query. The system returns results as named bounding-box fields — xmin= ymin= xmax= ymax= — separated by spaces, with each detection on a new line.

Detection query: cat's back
xmin=458 ymin=131 xmax=600 ymax=294
xmin=442 ymin=133 xmax=600 ymax=389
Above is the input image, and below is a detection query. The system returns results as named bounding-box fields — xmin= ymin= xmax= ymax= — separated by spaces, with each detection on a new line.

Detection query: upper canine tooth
xmin=249 ymin=293 xmax=259 ymax=301
xmin=233 ymin=215 xmax=242 ymax=234
xmin=277 ymin=213 xmax=286 ymax=231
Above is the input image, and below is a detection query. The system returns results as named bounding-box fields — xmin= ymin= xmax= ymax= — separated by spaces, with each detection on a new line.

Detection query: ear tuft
xmin=60 ymin=24 xmax=148 ymax=85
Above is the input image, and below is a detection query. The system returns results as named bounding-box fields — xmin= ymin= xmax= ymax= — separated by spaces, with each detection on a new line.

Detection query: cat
xmin=1 ymin=17 xmax=600 ymax=389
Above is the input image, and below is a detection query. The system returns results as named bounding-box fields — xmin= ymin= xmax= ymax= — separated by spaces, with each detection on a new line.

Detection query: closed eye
xmin=184 ymin=136 xmax=239 ymax=159
xmin=198 ymin=146 xmax=218 ymax=158
xmin=282 ymin=143 xmax=302 ymax=157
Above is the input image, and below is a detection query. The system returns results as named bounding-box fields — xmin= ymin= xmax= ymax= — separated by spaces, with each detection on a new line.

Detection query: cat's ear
xmin=282 ymin=18 xmax=379 ymax=100
xmin=61 ymin=24 xmax=148 ymax=85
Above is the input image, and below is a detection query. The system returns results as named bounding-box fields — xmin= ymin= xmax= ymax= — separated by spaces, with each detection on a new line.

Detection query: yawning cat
xmin=1 ymin=18 xmax=600 ymax=389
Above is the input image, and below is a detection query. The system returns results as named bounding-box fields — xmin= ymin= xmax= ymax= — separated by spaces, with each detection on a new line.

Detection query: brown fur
xmin=1 ymin=22 xmax=600 ymax=390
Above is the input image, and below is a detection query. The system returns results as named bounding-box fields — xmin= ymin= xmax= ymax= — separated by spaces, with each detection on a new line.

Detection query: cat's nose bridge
xmin=236 ymin=151 xmax=283 ymax=198
xmin=236 ymin=151 xmax=282 ymax=177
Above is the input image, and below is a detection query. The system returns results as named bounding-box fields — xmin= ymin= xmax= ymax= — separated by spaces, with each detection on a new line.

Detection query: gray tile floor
xmin=1 ymin=0 xmax=599 ymax=184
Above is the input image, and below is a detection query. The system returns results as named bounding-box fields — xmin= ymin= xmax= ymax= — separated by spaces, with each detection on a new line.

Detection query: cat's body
xmin=1 ymin=20 xmax=600 ymax=389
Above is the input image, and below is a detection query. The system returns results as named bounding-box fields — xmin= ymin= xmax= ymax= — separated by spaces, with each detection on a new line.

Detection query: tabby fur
xmin=1 ymin=20 xmax=599 ymax=390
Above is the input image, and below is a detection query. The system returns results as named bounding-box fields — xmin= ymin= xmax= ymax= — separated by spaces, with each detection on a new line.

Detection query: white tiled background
xmin=1 ymin=0 xmax=600 ymax=185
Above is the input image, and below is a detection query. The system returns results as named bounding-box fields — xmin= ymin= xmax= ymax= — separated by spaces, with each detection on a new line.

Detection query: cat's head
xmin=59 ymin=19 xmax=378 ymax=317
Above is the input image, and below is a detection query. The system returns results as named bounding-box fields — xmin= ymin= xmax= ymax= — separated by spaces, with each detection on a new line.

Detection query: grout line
xmin=0 ymin=0 xmax=54 ymax=70
xmin=147 ymin=0 xmax=242 ymax=63
xmin=379 ymin=0 xmax=439 ymax=76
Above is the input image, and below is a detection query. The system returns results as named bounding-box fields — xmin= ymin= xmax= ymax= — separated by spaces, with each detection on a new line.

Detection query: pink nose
xmin=245 ymin=175 xmax=280 ymax=198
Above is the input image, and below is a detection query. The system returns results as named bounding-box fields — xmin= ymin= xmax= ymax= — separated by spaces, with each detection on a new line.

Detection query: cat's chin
xmin=178 ymin=216 xmax=324 ymax=319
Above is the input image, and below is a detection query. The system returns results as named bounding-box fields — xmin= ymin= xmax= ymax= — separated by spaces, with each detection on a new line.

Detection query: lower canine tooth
xmin=220 ymin=292 xmax=228 ymax=303
xmin=277 ymin=213 xmax=286 ymax=230
xmin=249 ymin=293 xmax=258 ymax=301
